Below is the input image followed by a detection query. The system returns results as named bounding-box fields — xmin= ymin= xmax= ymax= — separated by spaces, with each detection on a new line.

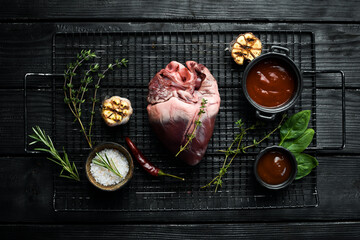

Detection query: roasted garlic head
xmin=231 ymin=33 xmax=262 ymax=65
xmin=101 ymin=96 xmax=133 ymax=126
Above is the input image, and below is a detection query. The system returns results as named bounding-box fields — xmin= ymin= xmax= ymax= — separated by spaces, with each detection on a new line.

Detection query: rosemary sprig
xmin=29 ymin=126 xmax=80 ymax=181
xmin=202 ymin=114 xmax=286 ymax=192
xmin=175 ymin=98 xmax=208 ymax=157
xmin=92 ymin=153 xmax=123 ymax=178
xmin=63 ymin=50 xmax=128 ymax=148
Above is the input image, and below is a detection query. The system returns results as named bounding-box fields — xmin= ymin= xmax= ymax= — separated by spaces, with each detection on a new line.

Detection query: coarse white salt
xmin=90 ymin=148 xmax=129 ymax=186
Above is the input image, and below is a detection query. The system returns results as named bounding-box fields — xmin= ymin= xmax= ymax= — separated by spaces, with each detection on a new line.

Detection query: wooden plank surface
xmin=0 ymin=23 xmax=53 ymax=89
xmin=1 ymin=22 xmax=359 ymax=155
xmin=0 ymin=0 xmax=360 ymax=22
xmin=0 ymin=20 xmax=360 ymax=240
xmin=1 ymin=22 xmax=360 ymax=89
xmin=2 ymin=222 xmax=360 ymax=239
xmin=0 ymin=155 xmax=359 ymax=223
xmin=0 ymin=22 xmax=359 ymax=223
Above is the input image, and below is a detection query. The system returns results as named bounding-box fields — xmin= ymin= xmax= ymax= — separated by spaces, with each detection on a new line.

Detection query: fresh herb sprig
xmin=29 ymin=126 xmax=80 ymax=181
xmin=92 ymin=153 xmax=123 ymax=178
xmin=279 ymin=110 xmax=318 ymax=179
xmin=175 ymin=98 xmax=208 ymax=157
xmin=64 ymin=50 xmax=97 ymax=148
xmin=202 ymin=114 xmax=286 ymax=192
xmin=76 ymin=63 xmax=100 ymax=114
xmin=63 ymin=50 xmax=128 ymax=148
xmin=88 ymin=59 xmax=128 ymax=145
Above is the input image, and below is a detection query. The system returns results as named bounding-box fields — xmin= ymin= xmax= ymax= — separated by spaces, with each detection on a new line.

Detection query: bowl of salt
xmin=85 ymin=142 xmax=134 ymax=191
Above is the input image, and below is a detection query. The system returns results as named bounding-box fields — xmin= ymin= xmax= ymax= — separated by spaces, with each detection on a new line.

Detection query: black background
xmin=1 ymin=1 xmax=360 ymax=239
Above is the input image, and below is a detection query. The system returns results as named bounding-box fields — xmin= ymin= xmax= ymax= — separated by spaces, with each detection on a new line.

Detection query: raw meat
xmin=147 ymin=61 xmax=221 ymax=166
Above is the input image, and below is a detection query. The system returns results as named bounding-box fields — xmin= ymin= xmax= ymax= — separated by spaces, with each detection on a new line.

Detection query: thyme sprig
xmin=29 ymin=126 xmax=80 ymax=181
xmin=64 ymin=50 xmax=97 ymax=148
xmin=92 ymin=153 xmax=123 ymax=179
xmin=202 ymin=114 xmax=286 ymax=192
xmin=76 ymin=63 xmax=100 ymax=114
xmin=175 ymin=98 xmax=208 ymax=157
xmin=63 ymin=49 xmax=128 ymax=148
xmin=88 ymin=59 xmax=128 ymax=145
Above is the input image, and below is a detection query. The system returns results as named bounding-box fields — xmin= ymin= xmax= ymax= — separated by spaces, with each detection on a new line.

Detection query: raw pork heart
xmin=147 ymin=61 xmax=221 ymax=166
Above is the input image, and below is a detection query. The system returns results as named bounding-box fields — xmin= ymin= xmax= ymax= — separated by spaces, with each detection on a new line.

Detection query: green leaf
xmin=98 ymin=73 xmax=104 ymax=79
xmin=29 ymin=141 xmax=38 ymax=145
xmin=282 ymin=129 xmax=315 ymax=153
xmin=73 ymin=162 xmax=79 ymax=176
xmin=47 ymin=157 xmax=63 ymax=167
xmin=219 ymin=168 xmax=227 ymax=175
xmin=91 ymin=97 xmax=99 ymax=103
xmin=235 ymin=119 xmax=243 ymax=127
xmin=214 ymin=179 xmax=223 ymax=187
xmin=294 ymin=153 xmax=318 ymax=180
xmin=121 ymin=58 xmax=128 ymax=67
xmin=249 ymin=124 xmax=256 ymax=130
xmin=34 ymin=147 xmax=53 ymax=154
xmin=29 ymin=135 xmax=40 ymax=143
xmin=280 ymin=110 xmax=311 ymax=143
xmin=59 ymin=174 xmax=77 ymax=180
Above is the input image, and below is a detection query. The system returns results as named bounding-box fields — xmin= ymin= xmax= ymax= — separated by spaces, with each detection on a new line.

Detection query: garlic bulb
xmin=101 ymin=96 xmax=133 ymax=126
xmin=231 ymin=32 xmax=262 ymax=65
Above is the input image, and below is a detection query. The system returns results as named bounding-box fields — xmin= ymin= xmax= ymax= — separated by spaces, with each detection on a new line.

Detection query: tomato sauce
xmin=257 ymin=150 xmax=292 ymax=185
xmin=246 ymin=59 xmax=295 ymax=108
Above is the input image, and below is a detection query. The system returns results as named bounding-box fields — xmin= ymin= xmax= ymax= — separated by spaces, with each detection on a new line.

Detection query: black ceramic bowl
xmin=254 ymin=146 xmax=297 ymax=190
xmin=242 ymin=46 xmax=303 ymax=120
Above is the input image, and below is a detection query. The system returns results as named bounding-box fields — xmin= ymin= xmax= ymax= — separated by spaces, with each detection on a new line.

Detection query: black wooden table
xmin=1 ymin=1 xmax=360 ymax=239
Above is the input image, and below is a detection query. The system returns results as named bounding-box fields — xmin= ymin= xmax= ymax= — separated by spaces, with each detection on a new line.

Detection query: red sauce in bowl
xmin=246 ymin=59 xmax=295 ymax=108
xmin=256 ymin=150 xmax=292 ymax=185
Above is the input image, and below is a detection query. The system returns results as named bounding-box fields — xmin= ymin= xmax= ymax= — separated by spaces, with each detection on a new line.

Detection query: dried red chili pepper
xmin=125 ymin=137 xmax=185 ymax=181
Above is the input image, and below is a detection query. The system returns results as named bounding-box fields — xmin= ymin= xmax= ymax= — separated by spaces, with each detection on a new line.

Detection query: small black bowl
xmin=254 ymin=146 xmax=297 ymax=190
xmin=242 ymin=46 xmax=303 ymax=121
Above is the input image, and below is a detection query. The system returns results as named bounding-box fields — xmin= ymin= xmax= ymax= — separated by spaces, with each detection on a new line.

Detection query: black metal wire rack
xmin=24 ymin=30 xmax=345 ymax=211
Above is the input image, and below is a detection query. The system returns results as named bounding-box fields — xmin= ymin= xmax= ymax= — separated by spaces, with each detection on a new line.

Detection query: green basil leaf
xmin=280 ymin=110 xmax=311 ymax=143
xmin=282 ymin=128 xmax=315 ymax=153
xmin=294 ymin=153 xmax=319 ymax=180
